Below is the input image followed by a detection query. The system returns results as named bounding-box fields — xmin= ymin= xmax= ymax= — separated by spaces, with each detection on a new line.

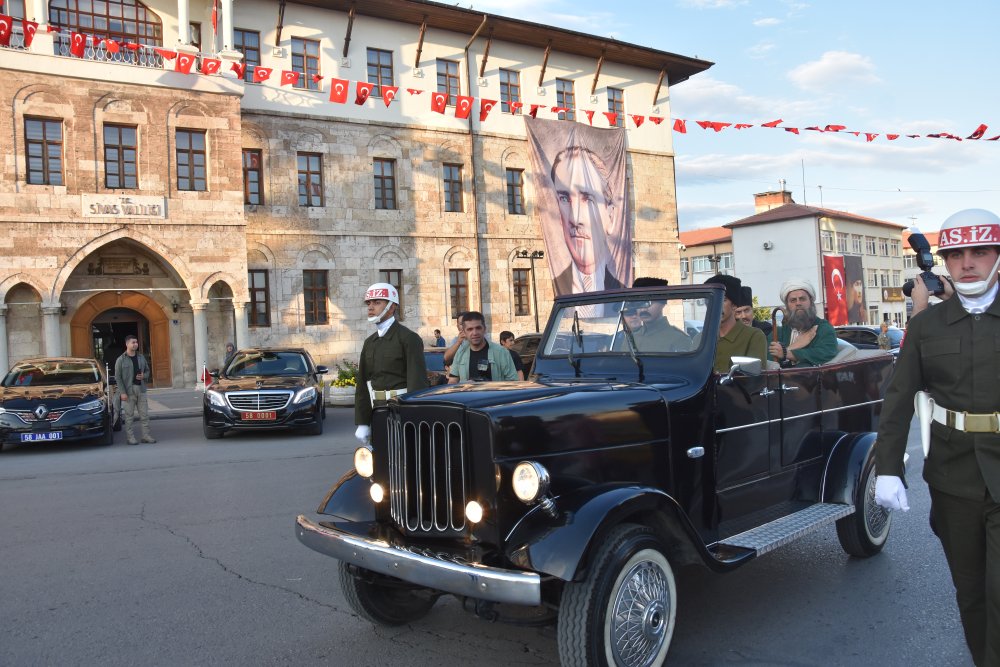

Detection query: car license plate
xmin=21 ymin=431 xmax=63 ymax=442
xmin=242 ymin=411 xmax=276 ymax=421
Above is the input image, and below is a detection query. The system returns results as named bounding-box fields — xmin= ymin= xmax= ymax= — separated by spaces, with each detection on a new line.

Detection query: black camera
xmin=901 ymin=231 xmax=946 ymax=297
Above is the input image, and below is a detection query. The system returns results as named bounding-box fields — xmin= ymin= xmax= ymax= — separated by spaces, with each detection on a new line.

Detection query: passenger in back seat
xmin=767 ymin=278 xmax=838 ymax=367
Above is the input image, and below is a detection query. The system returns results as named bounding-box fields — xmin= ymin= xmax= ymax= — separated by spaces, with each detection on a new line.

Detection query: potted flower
xmin=327 ymin=360 xmax=358 ymax=406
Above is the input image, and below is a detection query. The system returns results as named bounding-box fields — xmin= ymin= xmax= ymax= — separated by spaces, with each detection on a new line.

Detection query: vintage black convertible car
xmin=203 ymin=348 xmax=327 ymax=438
xmin=296 ymin=285 xmax=895 ymax=665
xmin=0 ymin=357 xmax=113 ymax=450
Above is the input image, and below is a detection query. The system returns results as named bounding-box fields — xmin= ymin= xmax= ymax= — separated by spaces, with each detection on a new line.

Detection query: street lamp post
xmin=515 ymin=249 xmax=544 ymax=332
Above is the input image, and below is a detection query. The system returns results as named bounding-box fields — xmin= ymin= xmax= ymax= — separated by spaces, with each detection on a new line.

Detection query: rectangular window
xmin=443 ymin=164 xmax=463 ymax=213
xmin=103 ymin=124 xmax=137 ymax=189
xmin=379 ymin=269 xmax=402 ymax=315
xmin=720 ymin=253 xmax=734 ymax=271
xmin=880 ymin=271 xmax=889 ymax=287
xmin=176 ymin=129 xmax=206 ymax=191
xmin=836 ymin=232 xmax=849 ymax=253
xmin=297 ymin=152 xmax=323 ymax=207
xmin=366 ymin=48 xmax=394 ymax=97
xmin=851 ymin=234 xmax=863 ymax=254
xmin=878 ymin=238 xmax=890 ymax=256
xmin=242 ymin=149 xmax=263 ymax=205
xmin=303 ymin=270 xmax=328 ymax=325
xmin=292 ymin=37 xmax=321 ymax=90
xmin=374 ymin=158 xmax=396 ymax=210
xmin=903 ymin=254 xmax=915 ymax=269
xmin=867 ymin=268 xmax=878 ymax=288
xmin=556 ymin=79 xmax=576 ymax=121
xmin=865 ymin=236 xmax=877 ymax=255
xmin=607 ymin=87 xmax=625 ymax=128
xmin=500 ymin=69 xmax=521 ymax=114
xmin=680 ymin=257 xmax=689 ymax=279
xmin=449 ymin=269 xmax=469 ymax=318
xmin=868 ymin=306 xmax=879 ymax=324
xmin=437 ymin=59 xmax=460 ymax=106
xmin=506 ymin=168 xmax=525 ymax=215
xmin=691 ymin=256 xmax=712 ymax=273
xmin=513 ymin=268 xmax=530 ymax=316
xmin=233 ymin=29 xmax=260 ymax=83
xmin=820 ymin=230 xmax=834 ymax=252
xmin=890 ymin=239 xmax=901 ymax=256
xmin=25 ymin=117 xmax=63 ymax=185
xmin=892 ymin=270 xmax=901 ymax=287
xmin=248 ymin=269 xmax=270 ymax=327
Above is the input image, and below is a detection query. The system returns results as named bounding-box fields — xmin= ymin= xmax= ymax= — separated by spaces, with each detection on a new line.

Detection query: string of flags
xmin=0 ymin=15 xmax=995 ymax=143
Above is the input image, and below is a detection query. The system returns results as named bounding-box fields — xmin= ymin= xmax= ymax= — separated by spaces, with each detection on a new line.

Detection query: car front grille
xmin=387 ymin=411 xmax=467 ymax=533
xmin=226 ymin=390 xmax=292 ymax=411
xmin=7 ymin=409 xmax=68 ymax=422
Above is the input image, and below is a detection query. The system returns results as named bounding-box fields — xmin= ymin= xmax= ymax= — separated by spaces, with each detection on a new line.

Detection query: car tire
xmin=836 ymin=457 xmax=892 ymax=557
xmin=306 ymin=414 xmax=324 ymax=436
xmin=203 ymin=422 xmax=224 ymax=440
xmin=557 ymin=523 xmax=677 ymax=667
xmin=101 ymin=419 xmax=114 ymax=446
xmin=338 ymin=562 xmax=437 ymax=626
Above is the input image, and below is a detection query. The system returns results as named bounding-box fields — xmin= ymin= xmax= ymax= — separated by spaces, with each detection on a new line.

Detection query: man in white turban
xmin=768 ymin=278 xmax=838 ymax=366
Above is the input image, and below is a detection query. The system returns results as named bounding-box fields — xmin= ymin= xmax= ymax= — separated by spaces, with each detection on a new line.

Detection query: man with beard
xmin=735 ymin=285 xmax=772 ymax=337
xmin=705 ymin=274 xmax=767 ymax=373
xmin=629 ymin=277 xmax=692 ymax=353
xmin=767 ymin=278 xmax=838 ymax=366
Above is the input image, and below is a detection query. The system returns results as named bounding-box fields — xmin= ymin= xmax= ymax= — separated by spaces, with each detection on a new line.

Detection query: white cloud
xmin=747 ymin=41 xmax=776 ymax=58
xmin=787 ymin=51 xmax=881 ymax=94
xmin=753 ymin=17 xmax=782 ymax=27
xmin=670 ymin=76 xmax=825 ymax=121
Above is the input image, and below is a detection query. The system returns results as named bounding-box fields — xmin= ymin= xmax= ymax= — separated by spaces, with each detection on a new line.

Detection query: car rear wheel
xmin=338 ymin=562 xmax=437 ymax=626
xmin=558 ymin=523 xmax=677 ymax=667
xmin=836 ymin=458 xmax=891 ymax=557
xmin=203 ymin=422 xmax=224 ymax=439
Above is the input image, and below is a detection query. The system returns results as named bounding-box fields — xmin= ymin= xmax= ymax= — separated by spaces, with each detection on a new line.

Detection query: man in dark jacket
xmin=354 ymin=283 xmax=428 ymax=445
xmin=114 ymin=334 xmax=155 ymax=445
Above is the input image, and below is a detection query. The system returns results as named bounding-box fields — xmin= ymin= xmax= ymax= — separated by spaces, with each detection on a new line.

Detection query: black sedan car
xmin=835 ymin=325 xmax=903 ymax=356
xmin=203 ymin=348 xmax=327 ymax=439
xmin=1 ymin=357 xmax=113 ymax=450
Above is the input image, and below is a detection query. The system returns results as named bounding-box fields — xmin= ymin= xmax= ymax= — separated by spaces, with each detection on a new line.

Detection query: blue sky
xmin=471 ymin=0 xmax=1000 ymax=232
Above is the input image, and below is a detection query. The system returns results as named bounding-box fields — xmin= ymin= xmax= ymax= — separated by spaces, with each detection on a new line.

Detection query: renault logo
xmin=256 ymin=381 xmax=264 ymax=388
xmin=34 ymin=404 xmax=49 ymax=420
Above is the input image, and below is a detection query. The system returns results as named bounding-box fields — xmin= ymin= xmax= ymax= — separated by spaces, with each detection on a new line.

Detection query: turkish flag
xmin=46 ymin=25 xmax=60 ymax=33
xmin=154 ymin=47 xmax=176 ymax=60
xmin=355 ymin=81 xmax=374 ymax=104
xmin=329 ymin=78 xmax=349 ymax=103
xmin=406 ymin=88 xmax=423 ymax=95
xmin=673 ymin=119 xmax=686 ymax=133
xmin=966 ymin=124 xmax=988 ymax=140
xmin=382 ymin=86 xmax=398 ymax=106
xmin=886 ymin=134 xmax=900 ymax=141
xmin=311 ymin=74 xmax=323 ymax=85
xmin=124 ymin=42 xmax=140 ymax=50
xmin=509 ymin=101 xmax=523 ymax=114
xmin=479 ymin=99 xmax=496 ymax=121
xmin=696 ymin=120 xmax=731 ymax=132
xmin=253 ymin=66 xmax=272 ymax=83
xmin=201 ymin=58 xmax=221 ymax=74
xmin=280 ymin=70 xmax=299 ymax=86
xmin=734 ymin=123 xmax=752 ymax=129
xmin=649 ymin=116 xmax=664 ymax=125
xmin=824 ymin=124 xmax=846 ymax=132
xmin=630 ymin=114 xmax=645 ymax=128
xmin=584 ymin=110 xmax=595 ymax=126
xmin=822 ymin=255 xmax=848 ymax=326
xmin=69 ymin=31 xmax=87 ymax=57
xmin=105 ymin=38 xmax=120 ymax=53
xmin=528 ymin=104 xmax=545 ymax=118
xmin=550 ymin=106 xmax=568 ymax=115
xmin=784 ymin=127 xmax=800 ymax=135
xmin=230 ymin=62 xmax=246 ymax=78
xmin=603 ymin=112 xmax=617 ymax=126
xmin=864 ymin=133 xmax=878 ymax=142
xmin=22 ymin=19 xmax=37 ymax=47
xmin=0 ymin=15 xmax=11 ymax=47
xmin=430 ymin=92 xmax=447 ymax=114
xmin=455 ymin=95 xmax=474 ymax=119
xmin=761 ymin=119 xmax=783 ymax=128
xmin=175 ymin=52 xmax=196 ymax=74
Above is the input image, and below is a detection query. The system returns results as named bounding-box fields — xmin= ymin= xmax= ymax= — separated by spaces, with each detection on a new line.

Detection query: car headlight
xmin=78 ymin=399 xmax=104 ymax=412
xmin=354 ymin=447 xmax=374 ymax=478
xmin=512 ymin=461 xmax=550 ymax=504
xmin=206 ymin=390 xmax=226 ymax=407
xmin=293 ymin=386 xmax=317 ymax=404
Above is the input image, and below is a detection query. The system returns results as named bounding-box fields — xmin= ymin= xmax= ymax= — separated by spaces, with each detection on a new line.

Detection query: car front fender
xmin=317 ymin=469 xmax=377 ymax=522
xmin=822 ymin=431 xmax=877 ymax=505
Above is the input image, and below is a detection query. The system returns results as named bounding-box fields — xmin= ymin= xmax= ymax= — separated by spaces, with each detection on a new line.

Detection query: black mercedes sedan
xmin=1 ymin=357 xmax=113 ymax=450
xmin=203 ymin=348 xmax=327 ymax=439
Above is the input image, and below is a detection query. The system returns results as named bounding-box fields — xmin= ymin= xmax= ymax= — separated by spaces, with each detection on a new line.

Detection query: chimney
xmin=754 ymin=189 xmax=795 ymax=213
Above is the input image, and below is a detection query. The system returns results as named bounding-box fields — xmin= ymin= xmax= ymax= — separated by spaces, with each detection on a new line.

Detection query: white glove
xmin=354 ymin=425 xmax=371 ymax=445
xmin=874 ymin=475 xmax=909 ymax=512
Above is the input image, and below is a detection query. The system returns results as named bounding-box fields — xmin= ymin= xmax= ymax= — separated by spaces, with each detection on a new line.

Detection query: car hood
xmin=1 ymin=384 xmax=103 ymax=408
xmin=211 ymin=376 xmax=309 ymax=391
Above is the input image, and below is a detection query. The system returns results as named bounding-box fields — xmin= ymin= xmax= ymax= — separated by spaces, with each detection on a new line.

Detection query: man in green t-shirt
xmin=704 ymin=274 xmax=767 ymax=373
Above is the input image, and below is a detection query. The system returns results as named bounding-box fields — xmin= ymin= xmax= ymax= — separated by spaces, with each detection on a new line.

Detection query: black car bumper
xmin=203 ymin=400 xmax=321 ymax=431
xmin=0 ymin=410 xmax=109 ymax=445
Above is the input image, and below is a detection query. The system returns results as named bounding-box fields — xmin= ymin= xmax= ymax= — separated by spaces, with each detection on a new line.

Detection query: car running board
xmin=716 ymin=503 xmax=854 ymax=557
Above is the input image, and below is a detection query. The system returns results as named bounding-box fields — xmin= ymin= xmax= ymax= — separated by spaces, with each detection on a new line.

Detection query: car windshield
xmin=226 ymin=352 xmax=309 ymax=376
xmin=543 ymin=295 xmax=707 ymax=358
xmin=424 ymin=351 xmax=445 ymax=372
xmin=3 ymin=361 xmax=100 ymax=387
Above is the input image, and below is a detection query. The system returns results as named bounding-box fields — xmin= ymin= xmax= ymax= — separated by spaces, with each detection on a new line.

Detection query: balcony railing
xmin=52 ymin=32 xmax=165 ymax=68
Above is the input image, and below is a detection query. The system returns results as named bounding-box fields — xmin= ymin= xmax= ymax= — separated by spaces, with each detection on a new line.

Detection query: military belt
xmin=372 ymin=388 xmax=407 ymax=401
xmin=931 ymin=404 xmax=1000 ymax=433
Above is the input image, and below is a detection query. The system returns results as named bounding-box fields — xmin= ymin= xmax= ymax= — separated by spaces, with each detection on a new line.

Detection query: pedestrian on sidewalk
xmin=114 ymin=334 xmax=156 ymax=445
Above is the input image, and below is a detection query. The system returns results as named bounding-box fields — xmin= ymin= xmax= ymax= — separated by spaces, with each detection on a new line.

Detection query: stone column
xmin=234 ymin=301 xmax=250 ymax=350
xmin=42 ymin=305 xmax=62 ymax=357
xmin=0 ymin=306 xmax=8 ymax=373
xmin=29 ymin=0 xmax=55 ymax=52
xmin=220 ymin=0 xmax=235 ymax=51
xmin=192 ymin=301 xmax=209 ymax=389
xmin=176 ymin=0 xmax=190 ymax=46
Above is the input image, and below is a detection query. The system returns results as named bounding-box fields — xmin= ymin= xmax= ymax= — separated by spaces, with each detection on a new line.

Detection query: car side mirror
xmin=719 ymin=356 xmax=762 ymax=385
xmin=209 ymin=369 xmax=219 ymax=378
xmin=316 ymin=365 xmax=329 ymax=375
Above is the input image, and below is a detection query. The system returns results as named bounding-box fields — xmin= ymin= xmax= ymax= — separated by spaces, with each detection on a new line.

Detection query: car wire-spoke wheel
xmin=606 ymin=549 xmax=676 ymax=667
xmin=836 ymin=457 xmax=892 ymax=557
xmin=862 ymin=467 xmax=891 ymax=545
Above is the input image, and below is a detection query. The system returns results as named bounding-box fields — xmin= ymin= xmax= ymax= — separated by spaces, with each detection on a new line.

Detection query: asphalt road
xmin=0 ymin=410 xmax=973 ymax=666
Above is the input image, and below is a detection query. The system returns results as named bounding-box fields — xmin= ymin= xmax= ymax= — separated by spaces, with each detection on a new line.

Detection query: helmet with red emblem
xmin=364 ymin=282 xmax=399 ymax=323
xmin=937 ymin=209 xmax=1000 ymax=296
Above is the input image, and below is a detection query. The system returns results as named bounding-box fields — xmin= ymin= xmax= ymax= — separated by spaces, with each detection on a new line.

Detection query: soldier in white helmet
xmin=874 ymin=209 xmax=1000 ymax=667
xmin=353 ymin=283 xmax=428 ymax=445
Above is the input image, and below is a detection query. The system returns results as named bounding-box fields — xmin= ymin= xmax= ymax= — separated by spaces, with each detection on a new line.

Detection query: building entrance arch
xmin=70 ymin=291 xmax=172 ymax=387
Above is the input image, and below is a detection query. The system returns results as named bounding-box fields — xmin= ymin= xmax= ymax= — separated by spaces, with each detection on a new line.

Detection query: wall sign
xmin=81 ymin=194 xmax=167 ymax=219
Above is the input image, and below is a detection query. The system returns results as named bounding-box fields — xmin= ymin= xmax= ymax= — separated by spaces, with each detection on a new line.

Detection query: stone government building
xmin=0 ymin=0 xmax=709 ymax=386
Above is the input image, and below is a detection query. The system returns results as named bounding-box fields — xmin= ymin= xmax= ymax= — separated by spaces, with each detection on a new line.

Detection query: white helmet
xmin=364 ymin=282 xmax=399 ymax=323
xmin=937 ymin=209 xmax=1000 ymax=296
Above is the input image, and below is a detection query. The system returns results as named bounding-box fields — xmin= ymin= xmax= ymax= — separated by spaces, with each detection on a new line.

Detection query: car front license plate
xmin=21 ymin=431 xmax=63 ymax=442
xmin=242 ymin=411 xmax=276 ymax=421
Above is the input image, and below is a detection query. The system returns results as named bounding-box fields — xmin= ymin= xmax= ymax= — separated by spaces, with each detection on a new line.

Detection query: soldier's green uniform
xmin=632 ymin=316 xmax=692 ymax=353
xmin=354 ymin=321 xmax=429 ymax=427
xmin=713 ymin=321 xmax=767 ymax=373
xmin=875 ymin=293 xmax=1000 ymax=666
xmin=770 ymin=317 xmax=838 ymax=366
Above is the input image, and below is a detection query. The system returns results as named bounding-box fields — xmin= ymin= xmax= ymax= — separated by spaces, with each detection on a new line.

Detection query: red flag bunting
xmin=479 ymin=99 xmax=497 ymax=121
xmin=603 ymin=112 xmax=618 ymax=126
xmin=279 ymin=70 xmax=299 ymax=86
xmin=805 ymin=126 xmax=823 ymax=132
xmin=252 ymin=66 xmax=273 ymax=83
xmin=124 ymin=42 xmax=140 ymax=50
xmin=175 ymin=52 xmax=196 ymax=74
xmin=510 ymin=101 xmax=523 ymax=113
xmin=696 ymin=120 xmax=731 ymax=132
xmin=69 ymin=31 xmax=87 ymax=57
xmin=550 ymin=106 xmax=568 ymax=115
xmin=430 ymin=92 xmax=447 ymax=114
xmin=355 ymin=81 xmax=374 ymax=104
xmin=784 ymin=127 xmax=800 ymax=134
xmin=382 ymin=86 xmax=398 ymax=106
xmin=864 ymin=133 xmax=878 ymax=142
xmin=761 ymin=119 xmax=783 ymax=128
xmin=311 ymin=74 xmax=323 ymax=84
xmin=406 ymin=88 xmax=423 ymax=95
xmin=46 ymin=25 xmax=60 ymax=32
xmin=906 ymin=134 xmax=921 ymax=138
xmin=528 ymin=104 xmax=545 ymax=118
xmin=0 ymin=14 xmax=11 ymax=47
xmin=455 ymin=95 xmax=474 ymax=119
xmin=200 ymin=58 xmax=221 ymax=75
xmin=824 ymin=124 xmax=846 ymax=132
xmin=230 ymin=62 xmax=246 ymax=78
xmin=673 ymin=118 xmax=687 ymax=133
xmin=630 ymin=114 xmax=645 ymax=128
xmin=886 ymin=134 xmax=900 ymax=141
xmin=22 ymin=19 xmax=37 ymax=46
xmin=211 ymin=0 xmax=218 ymax=35
xmin=734 ymin=123 xmax=752 ymax=129
xmin=649 ymin=116 xmax=664 ymax=125
xmin=988 ymin=135 xmax=1000 ymax=141
xmin=105 ymin=38 xmax=120 ymax=53
xmin=849 ymin=131 xmax=861 ymax=137
xmin=154 ymin=47 xmax=176 ymax=60
xmin=582 ymin=110 xmax=595 ymax=125
xmin=966 ymin=124 xmax=988 ymax=140
xmin=329 ymin=78 xmax=349 ymax=104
